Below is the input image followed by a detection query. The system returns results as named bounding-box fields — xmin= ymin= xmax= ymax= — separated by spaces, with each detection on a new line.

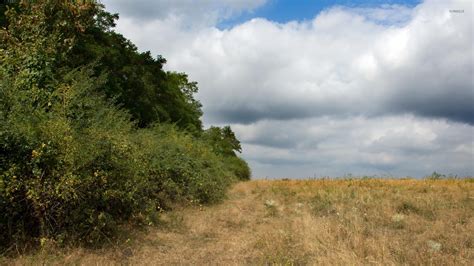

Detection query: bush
xmin=0 ymin=1 xmax=247 ymax=251
xmin=201 ymin=126 xmax=251 ymax=181
xmin=134 ymin=125 xmax=235 ymax=207
xmin=0 ymin=69 xmax=236 ymax=248
xmin=225 ymin=156 xmax=251 ymax=181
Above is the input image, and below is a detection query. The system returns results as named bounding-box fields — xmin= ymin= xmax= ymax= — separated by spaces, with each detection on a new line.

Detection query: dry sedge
xmin=2 ymin=178 xmax=473 ymax=265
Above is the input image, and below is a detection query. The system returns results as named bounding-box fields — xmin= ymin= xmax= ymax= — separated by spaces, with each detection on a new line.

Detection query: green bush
xmin=201 ymin=126 xmax=251 ymax=181
xmin=0 ymin=68 xmax=236 ymax=248
xmin=1 ymin=66 xmax=139 ymax=245
xmin=225 ymin=156 xmax=251 ymax=181
xmin=0 ymin=1 xmax=245 ymax=250
xmin=134 ymin=125 xmax=235 ymax=207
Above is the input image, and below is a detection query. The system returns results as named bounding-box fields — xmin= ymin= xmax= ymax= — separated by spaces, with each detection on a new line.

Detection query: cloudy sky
xmin=102 ymin=0 xmax=473 ymax=178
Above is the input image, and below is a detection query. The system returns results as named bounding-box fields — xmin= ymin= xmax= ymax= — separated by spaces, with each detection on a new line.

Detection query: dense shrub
xmin=202 ymin=126 xmax=251 ymax=181
xmin=135 ymin=125 xmax=235 ymax=207
xmin=224 ymin=156 xmax=251 ymax=181
xmin=0 ymin=1 xmax=247 ymax=250
xmin=0 ymin=67 xmax=236 ymax=248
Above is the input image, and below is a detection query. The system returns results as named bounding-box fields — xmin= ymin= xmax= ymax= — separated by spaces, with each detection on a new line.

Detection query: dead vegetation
xmin=2 ymin=178 xmax=473 ymax=265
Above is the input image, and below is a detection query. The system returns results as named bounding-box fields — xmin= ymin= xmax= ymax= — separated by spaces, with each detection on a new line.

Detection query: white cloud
xmin=103 ymin=0 xmax=473 ymax=177
xmin=236 ymin=115 xmax=473 ymax=177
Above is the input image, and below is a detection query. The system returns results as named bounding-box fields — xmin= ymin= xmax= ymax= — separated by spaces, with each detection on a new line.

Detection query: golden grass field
xmin=2 ymin=178 xmax=473 ymax=265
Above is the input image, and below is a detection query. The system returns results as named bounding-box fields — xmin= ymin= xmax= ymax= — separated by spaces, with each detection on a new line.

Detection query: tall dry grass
xmin=2 ymin=178 xmax=473 ymax=265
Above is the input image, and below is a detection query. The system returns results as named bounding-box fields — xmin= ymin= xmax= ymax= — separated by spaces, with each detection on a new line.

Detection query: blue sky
xmin=219 ymin=0 xmax=421 ymax=28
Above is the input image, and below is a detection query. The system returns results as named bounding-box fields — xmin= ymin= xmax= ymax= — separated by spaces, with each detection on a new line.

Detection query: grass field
xmin=2 ymin=178 xmax=473 ymax=265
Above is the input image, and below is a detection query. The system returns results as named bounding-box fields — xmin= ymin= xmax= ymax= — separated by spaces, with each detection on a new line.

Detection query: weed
xmin=396 ymin=201 xmax=421 ymax=214
xmin=264 ymin=200 xmax=279 ymax=217
xmin=311 ymin=194 xmax=335 ymax=216
xmin=425 ymin=171 xmax=445 ymax=180
xmin=391 ymin=214 xmax=406 ymax=229
xmin=427 ymin=240 xmax=442 ymax=252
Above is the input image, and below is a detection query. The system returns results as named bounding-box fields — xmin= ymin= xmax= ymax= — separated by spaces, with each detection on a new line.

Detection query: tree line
xmin=0 ymin=0 xmax=250 ymax=250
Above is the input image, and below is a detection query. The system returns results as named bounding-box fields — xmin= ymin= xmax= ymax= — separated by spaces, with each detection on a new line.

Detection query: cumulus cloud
xmin=102 ymin=0 xmax=473 ymax=177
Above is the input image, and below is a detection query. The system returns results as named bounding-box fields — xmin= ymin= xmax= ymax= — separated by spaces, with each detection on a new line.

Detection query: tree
xmin=0 ymin=0 xmax=249 ymax=250
xmin=203 ymin=126 xmax=241 ymax=156
xmin=60 ymin=5 xmax=203 ymax=131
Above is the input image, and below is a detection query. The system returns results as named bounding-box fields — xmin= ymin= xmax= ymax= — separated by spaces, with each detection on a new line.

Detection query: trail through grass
xmin=2 ymin=179 xmax=473 ymax=265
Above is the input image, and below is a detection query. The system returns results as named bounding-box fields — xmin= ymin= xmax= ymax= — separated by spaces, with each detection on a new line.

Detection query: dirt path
xmin=5 ymin=179 xmax=474 ymax=265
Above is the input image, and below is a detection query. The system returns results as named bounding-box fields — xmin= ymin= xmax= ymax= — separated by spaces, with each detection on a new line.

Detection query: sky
xmin=101 ymin=0 xmax=473 ymax=178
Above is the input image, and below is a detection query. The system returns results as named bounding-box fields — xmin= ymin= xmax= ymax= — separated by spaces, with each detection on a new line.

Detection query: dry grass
xmin=2 ymin=178 xmax=473 ymax=265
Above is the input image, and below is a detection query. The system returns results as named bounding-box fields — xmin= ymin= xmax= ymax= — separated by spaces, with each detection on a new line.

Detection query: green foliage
xmin=134 ymin=125 xmax=235 ymax=207
xmin=203 ymin=126 xmax=241 ymax=156
xmin=311 ymin=194 xmax=335 ymax=216
xmin=0 ymin=0 xmax=249 ymax=251
xmin=1 ymin=0 xmax=203 ymax=131
xmin=0 ymin=1 xmax=18 ymax=28
xmin=225 ymin=156 xmax=251 ymax=181
xmin=202 ymin=126 xmax=251 ymax=180
xmin=60 ymin=3 xmax=203 ymax=130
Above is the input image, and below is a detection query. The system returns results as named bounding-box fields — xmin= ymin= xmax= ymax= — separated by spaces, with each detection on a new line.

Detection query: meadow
xmin=3 ymin=178 xmax=473 ymax=265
